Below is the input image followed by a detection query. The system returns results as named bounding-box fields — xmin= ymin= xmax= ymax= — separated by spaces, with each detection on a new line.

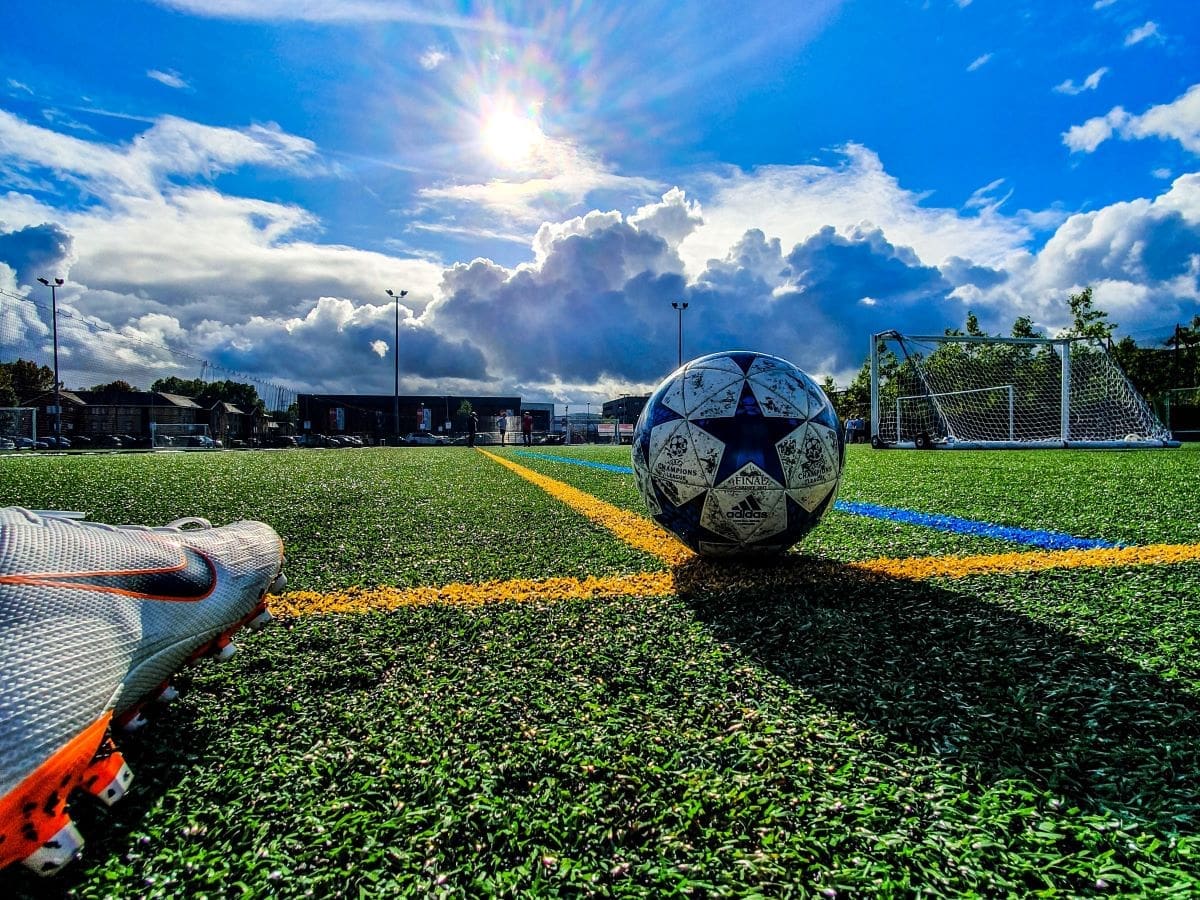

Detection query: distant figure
xmin=467 ymin=410 xmax=478 ymax=448
xmin=497 ymin=411 xmax=508 ymax=446
xmin=522 ymin=411 xmax=533 ymax=446
xmin=416 ymin=403 xmax=426 ymax=436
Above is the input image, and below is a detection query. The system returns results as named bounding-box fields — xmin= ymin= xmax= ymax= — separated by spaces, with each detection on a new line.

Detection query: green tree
xmin=0 ymin=360 xmax=55 ymax=404
xmin=151 ymin=377 xmax=207 ymax=397
xmin=0 ymin=369 xmax=16 ymax=408
xmin=1064 ymin=286 xmax=1115 ymax=341
xmin=89 ymin=380 xmax=138 ymax=394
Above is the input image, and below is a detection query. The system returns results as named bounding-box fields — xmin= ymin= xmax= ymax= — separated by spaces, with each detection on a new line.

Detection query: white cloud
xmin=1 ymin=108 xmax=1196 ymax=400
xmin=677 ymin=145 xmax=1031 ymax=277
xmin=1064 ymin=83 xmax=1200 ymax=154
xmin=1092 ymin=0 xmax=1117 ymax=9
xmin=1053 ymin=67 xmax=1109 ymax=95
xmin=967 ymin=53 xmax=993 ymax=72
xmin=148 ymin=0 xmax=522 ymax=33
xmin=1124 ymin=21 xmax=1159 ymax=46
xmin=419 ymin=47 xmax=449 ymax=70
xmin=7 ymin=79 xmax=33 ymax=94
xmin=419 ymin=134 xmax=659 ymax=224
xmin=0 ymin=110 xmax=321 ymax=197
xmin=147 ymin=69 xmax=190 ymax=90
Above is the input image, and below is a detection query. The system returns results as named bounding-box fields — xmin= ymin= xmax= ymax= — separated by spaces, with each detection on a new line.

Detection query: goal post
xmin=869 ymin=331 xmax=1177 ymax=449
xmin=149 ymin=422 xmax=215 ymax=448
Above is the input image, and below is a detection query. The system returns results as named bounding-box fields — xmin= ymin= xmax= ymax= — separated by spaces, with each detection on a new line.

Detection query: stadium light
xmin=672 ymin=301 xmax=689 ymax=368
xmin=36 ymin=277 xmax=65 ymax=446
xmin=385 ymin=289 xmax=408 ymax=444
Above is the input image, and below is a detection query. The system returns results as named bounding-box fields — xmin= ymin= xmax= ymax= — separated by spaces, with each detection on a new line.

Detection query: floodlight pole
xmin=672 ymin=301 xmax=689 ymax=368
xmin=386 ymin=289 xmax=408 ymax=444
xmin=37 ymin=277 xmax=64 ymax=446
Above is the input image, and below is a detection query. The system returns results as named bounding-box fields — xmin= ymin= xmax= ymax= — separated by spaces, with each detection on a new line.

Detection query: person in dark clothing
xmin=467 ymin=410 xmax=478 ymax=448
xmin=521 ymin=411 xmax=533 ymax=446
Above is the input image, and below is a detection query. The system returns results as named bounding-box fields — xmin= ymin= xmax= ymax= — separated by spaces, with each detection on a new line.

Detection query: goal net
xmin=870 ymin=332 xmax=1175 ymax=449
xmin=0 ymin=408 xmax=37 ymax=446
xmin=150 ymin=422 xmax=215 ymax=448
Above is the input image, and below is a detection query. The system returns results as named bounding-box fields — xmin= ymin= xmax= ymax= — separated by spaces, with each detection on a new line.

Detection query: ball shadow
xmin=675 ymin=553 xmax=1200 ymax=830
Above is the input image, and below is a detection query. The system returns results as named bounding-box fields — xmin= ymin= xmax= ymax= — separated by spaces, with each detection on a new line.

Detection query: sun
xmin=481 ymin=107 xmax=545 ymax=166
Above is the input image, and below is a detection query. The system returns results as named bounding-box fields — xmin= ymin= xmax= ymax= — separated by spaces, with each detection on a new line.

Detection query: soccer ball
xmin=631 ymin=350 xmax=844 ymax=556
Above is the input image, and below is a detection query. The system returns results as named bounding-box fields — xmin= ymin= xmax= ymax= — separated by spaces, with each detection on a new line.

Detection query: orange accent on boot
xmin=79 ymin=738 xmax=129 ymax=804
xmin=0 ymin=713 xmax=112 ymax=870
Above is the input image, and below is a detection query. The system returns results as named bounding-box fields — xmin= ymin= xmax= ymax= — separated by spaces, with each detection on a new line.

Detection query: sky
xmin=0 ymin=0 xmax=1197 ymax=408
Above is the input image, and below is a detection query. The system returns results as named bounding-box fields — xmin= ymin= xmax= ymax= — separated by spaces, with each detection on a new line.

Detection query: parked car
xmin=16 ymin=437 xmax=48 ymax=450
xmin=405 ymin=431 xmax=447 ymax=446
xmin=43 ymin=436 xmax=72 ymax=449
xmin=0 ymin=437 xmax=16 ymax=450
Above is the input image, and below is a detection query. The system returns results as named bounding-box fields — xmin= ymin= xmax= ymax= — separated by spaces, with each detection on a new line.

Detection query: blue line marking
xmin=511 ymin=451 xmax=1119 ymax=550
xmin=514 ymin=450 xmax=636 ymax=473
xmin=831 ymin=501 xmax=1120 ymax=551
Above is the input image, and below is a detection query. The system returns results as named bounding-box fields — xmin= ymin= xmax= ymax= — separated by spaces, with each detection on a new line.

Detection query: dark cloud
xmin=199 ymin=298 xmax=489 ymax=393
xmin=940 ymin=255 xmax=1009 ymax=289
xmin=427 ymin=216 xmax=963 ymax=387
xmin=0 ymin=223 xmax=73 ymax=286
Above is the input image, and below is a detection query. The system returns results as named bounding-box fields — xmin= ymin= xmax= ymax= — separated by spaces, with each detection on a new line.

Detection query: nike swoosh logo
xmin=0 ymin=544 xmax=218 ymax=602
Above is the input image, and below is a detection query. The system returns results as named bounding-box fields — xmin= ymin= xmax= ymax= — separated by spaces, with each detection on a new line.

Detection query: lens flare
xmin=481 ymin=106 xmax=546 ymax=166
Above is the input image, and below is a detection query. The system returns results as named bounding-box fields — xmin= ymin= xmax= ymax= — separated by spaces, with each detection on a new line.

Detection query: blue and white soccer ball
xmin=631 ymin=350 xmax=844 ymax=556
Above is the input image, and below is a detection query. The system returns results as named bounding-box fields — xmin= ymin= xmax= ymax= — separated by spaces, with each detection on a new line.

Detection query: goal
xmin=149 ymin=422 xmax=216 ymax=449
xmin=869 ymin=332 xmax=1176 ymax=449
xmin=0 ymin=407 xmax=37 ymax=446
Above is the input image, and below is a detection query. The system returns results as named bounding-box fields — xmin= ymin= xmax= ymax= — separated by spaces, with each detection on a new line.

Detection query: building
xmin=69 ymin=390 xmax=204 ymax=442
xmin=602 ymin=395 xmax=649 ymax=425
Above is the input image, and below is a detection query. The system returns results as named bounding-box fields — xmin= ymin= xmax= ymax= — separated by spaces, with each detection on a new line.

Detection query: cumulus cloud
xmin=1053 ymin=67 xmax=1109 ymax=95
xmin=1 ymin=106 xmax=1195 ymax=401
xmin=677 ymin=145 xmax=1031 ymax=276
xmin=1124 ymin=21 xmax=1159 ymax=46
xmin=1064 ymin=83 xmax=1200 ymax=154
xmin=0 ymin=223 xmax=74 ymax=287
xmin=0 ymin=112 xmax=445 ymax=331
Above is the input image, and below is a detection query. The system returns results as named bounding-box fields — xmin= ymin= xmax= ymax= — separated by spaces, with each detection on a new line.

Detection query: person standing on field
xmin=522 ymin=410 xmax=533 ymax=446
xmin=497 ymin=411 xmax=508 ymax=446
xmin=467 ymin=410 xmax=478 ymax=448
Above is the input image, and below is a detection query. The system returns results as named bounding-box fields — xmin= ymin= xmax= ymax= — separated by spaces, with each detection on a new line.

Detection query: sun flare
xmin=482 ymin=108 xmax=545 ymax=166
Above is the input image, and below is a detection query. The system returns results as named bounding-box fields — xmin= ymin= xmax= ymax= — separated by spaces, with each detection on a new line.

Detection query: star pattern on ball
xmin=690 ymin=379 xmax=807 ymax=486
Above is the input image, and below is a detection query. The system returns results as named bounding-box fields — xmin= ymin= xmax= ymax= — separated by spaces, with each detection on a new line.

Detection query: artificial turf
xmin=2 ymin=444 xmax=1198 ymax=897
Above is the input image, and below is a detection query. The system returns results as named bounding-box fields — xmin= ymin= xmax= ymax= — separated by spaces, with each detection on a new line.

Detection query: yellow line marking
xmin=271 ymin=572 xmax=675 ymax=617
xmin=850 ymin=542 xmax=1200 ymax=581
xmin=478 ymin=448 xmax=694 ymax=567
xmin=274 ymin=449 xmax=1200 ymax=616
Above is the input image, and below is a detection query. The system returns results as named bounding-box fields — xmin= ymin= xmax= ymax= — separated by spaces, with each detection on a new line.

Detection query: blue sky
xmin=0 ymin=0 xmax=1197 ymax=405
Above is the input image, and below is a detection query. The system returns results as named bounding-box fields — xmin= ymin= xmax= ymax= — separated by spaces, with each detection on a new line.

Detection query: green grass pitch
xmin=2 ymin=444 xmax=1199 ymax=897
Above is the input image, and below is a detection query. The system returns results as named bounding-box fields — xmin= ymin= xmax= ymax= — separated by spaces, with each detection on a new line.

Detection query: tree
xmin=1011 ymin=316 xmax=1042 ymax=339
xmin=152 ymin=377 xmax=206 ymax=397
xmin=0 ymin=360 xmax=55 ymax=404
xmin=89 ymin=380 xmax=138 ymax=394
xmin=0 ymin=369 xmax=16 ymax=408
xmin=1064 ymin=286 xmax=1115 ymax=341
xmin=150 ymin=377 xmax=266 ymax=416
